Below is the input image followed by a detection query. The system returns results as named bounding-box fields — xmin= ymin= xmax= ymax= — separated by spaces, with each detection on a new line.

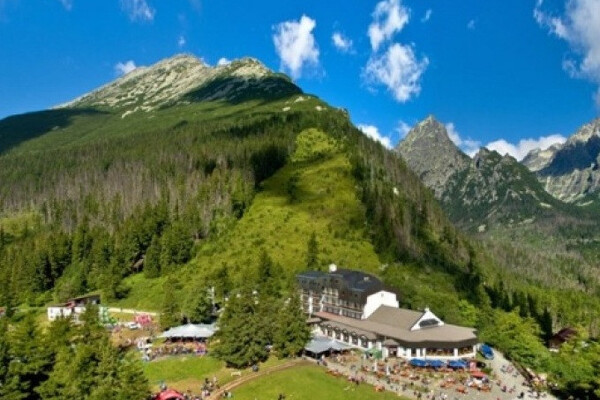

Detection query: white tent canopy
xmin=160 ymin=323 xmax=216 ymax=339
xmin=304 ymin=335 xmax=353 ymax=354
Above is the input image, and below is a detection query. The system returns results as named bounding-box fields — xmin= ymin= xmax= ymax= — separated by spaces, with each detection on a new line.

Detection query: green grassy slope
xmin=115 ymin=128 xmax=381 ymax=309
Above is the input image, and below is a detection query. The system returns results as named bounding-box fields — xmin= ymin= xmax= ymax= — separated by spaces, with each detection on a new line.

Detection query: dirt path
xmin=208 ymin=359 xmax=312 ymax=400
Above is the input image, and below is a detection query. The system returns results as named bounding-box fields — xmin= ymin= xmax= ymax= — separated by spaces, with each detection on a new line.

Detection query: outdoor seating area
xmin=316 ymin=351 xmax=522 ymax=400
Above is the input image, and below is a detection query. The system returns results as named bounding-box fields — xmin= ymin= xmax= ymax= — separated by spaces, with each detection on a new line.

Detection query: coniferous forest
xmin=0 ymin=66 xmax=599 ymax=399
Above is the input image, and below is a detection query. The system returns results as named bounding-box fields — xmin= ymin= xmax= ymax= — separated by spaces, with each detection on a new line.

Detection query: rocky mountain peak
xmin=397 ymin=116 xmax=470 ymax=198
xmin=56 ymin=53 xmax=299 ymax=115
xmin=523 ymin=117 xmax=600 ymax=203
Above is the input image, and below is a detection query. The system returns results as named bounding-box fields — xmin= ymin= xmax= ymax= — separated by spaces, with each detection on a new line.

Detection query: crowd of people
xmin=141 ymin=341 xmax=209 ymax=361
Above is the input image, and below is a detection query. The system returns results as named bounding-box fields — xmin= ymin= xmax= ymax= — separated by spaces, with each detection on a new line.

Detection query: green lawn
xmin=143 ymin=355 xmax=291 ymax=393
xmin=233 ymin=365 xmax=406 ymax=400
xmin=144 ymin=355 xmax=225 ymax=387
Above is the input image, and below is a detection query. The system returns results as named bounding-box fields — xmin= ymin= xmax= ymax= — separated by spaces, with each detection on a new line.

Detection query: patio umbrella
xmin=410 ymin=359 xmax=428 ymax=367
xmin=448 ymin=360 xmax=467 ymax=369
xmin=427 ymin=359 xmax=445 ymax=368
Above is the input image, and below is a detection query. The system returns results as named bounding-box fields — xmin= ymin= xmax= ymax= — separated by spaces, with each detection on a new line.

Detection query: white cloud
xmin=445 ymin=122 xmax=481 ymax=156
xmin=332 ymin=32 xmax=353 ymax=53
xmin=57 ymin=0 xmax=72 ymax=10
xmin=358 ymin=124 xmax=393 ymax=149
xmin=368 ymin=0 xmax=410 ymax=51
xmin=177 ymin=35 xmax=186 ymax=48
xmin=273 ymin=15 xmax=320 ymax=79
xmin=421 ymin=9 xmax=432 ymax=23
xmin=115 ymin=60 xmax=137 ymax=76
xmin=364 ymin=43 xmax=428 ymax=102
xmin=534 ymin=0 xmax=600 ymax=105
xmin=217 ymin=57 xmax=231 ymax=66
xmin=467 ymin=19 xmax=476 ymax=30
xmin=120 ymin=0 xmax=155 ymax=22
xmin=396 ymin=120 xmax=412 ymax=138
xmin=485 ymin=134 xmax=567 ymax=161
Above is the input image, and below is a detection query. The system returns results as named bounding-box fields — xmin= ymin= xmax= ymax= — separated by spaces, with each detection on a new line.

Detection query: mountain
xmin=397 ymin=116 xmax=469 ymax=198
xmin=0 ymin=54 xmax=482 ymax=322
xmin=522 ymin=118 xmax=600 ymax=204
xmin=1 ymin=53 xmax=600 ymax=397
xmin=57 ymin=54 xmax=300 ymax=113
xmin=397 ymin=116 xmax=565 ymax=230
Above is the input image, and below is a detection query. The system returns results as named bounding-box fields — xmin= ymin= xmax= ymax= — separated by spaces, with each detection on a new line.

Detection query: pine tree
xmin=540 ymin=306 xmax=553 ymax=342
xmin=3 ymin=314 xmax=51 ymax=400
xmin=256 ymin=249 xmax=282 ymax=296
xmin=305 ymin=232 xmax=319 ymax=270
xmin=143 ymin=235 xmax=161 ymax=278
xmin=273 ymin=291 xmax=311 ymax=358
xmin=214 ymin=290 xmax=269 ymax=368
xmin=183 ymin=280 xmax=213 ymax=323
xmin=160 ymin=277 xmax=180 ymax=330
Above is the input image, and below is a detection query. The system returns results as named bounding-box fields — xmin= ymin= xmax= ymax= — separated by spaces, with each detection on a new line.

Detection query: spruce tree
xmin=214 ymin=290 xmax=269 ymax=368
xmin=160 ymin=277 xmax=180 ymax=330
xmin=305 ymin=232 xmax=319 ymax=270
xmin=183 ymin=280 xmax=213 ymax=323
xmin=273 ymin=291 xmax=311 ymax=358
xmin=143 ymin=235 xmax=161 ymax=278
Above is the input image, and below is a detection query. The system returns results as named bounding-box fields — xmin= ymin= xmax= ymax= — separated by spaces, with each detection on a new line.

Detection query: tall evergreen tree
xmin=273 ymin=291 xmax=311 ymax=358
xmin=160 ymin=277 xmax=181 ymax=330
xmin=143 ymin=235 xmax=161 ymax=278
xmin=214 ymin=290 xmax=269 ymax=368
xmin=305 ymin=232 xmax=319 ymax=270
xmin=183 ymin=280 xmax=213 ymax=323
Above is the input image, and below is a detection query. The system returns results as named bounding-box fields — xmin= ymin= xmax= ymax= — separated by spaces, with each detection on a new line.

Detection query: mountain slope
xmin=397 ymin=116 xmax=568 ymax=230
xmin=523 ymin=118 xmax=600 ymax=204
xmin=397 ymin=116 xmax=469 ymax=198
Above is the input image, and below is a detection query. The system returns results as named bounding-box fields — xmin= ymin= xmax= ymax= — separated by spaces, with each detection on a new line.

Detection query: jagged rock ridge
xmin=397 ymin=116 xmax=470 ymax=198
xmin=57 ymin=54 xmax=301 ymax=116
xmin=522 ymin=119 xmax=600 ymax=203
xmin=397 ymin=116 xmax=565 ymax=230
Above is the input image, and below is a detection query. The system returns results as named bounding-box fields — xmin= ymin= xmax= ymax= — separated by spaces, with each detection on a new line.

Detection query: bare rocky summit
xmin=57 ymin=54 xmax=300 ymax=116
xmin=522 ymin=118 xmax=600 ymax=203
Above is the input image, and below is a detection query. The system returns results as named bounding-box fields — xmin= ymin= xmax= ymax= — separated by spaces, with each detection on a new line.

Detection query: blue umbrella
xmin=427 ymin=359 xmax=446 ymax=368
xmin=410 ymin=359 xmax=428 ymax=367
xmin=448 ymin=360 xmax=467 ymax=369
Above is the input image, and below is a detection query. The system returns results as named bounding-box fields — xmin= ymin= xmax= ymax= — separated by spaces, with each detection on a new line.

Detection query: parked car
xmin=126 ymin=322 xmax=141 ymax=330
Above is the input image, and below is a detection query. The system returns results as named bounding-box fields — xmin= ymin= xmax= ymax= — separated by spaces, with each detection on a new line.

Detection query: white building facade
xmin=298 ymin=267 xmax=478 ymax=360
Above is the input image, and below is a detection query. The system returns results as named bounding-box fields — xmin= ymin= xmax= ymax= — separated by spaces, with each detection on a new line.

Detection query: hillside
xmin=1 ymin=53 xmax=600 ymax=398
xmin=0 ymin=55 xmax=477 ymax=317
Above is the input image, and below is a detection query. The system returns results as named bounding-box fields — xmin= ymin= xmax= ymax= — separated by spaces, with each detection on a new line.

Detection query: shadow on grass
xmin=0 ymin=108 xmax=107 ymax=155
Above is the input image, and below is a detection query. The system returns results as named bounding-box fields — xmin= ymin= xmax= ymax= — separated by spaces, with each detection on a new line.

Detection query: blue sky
xmin=1 ymin=0 xmax=599 ymax=159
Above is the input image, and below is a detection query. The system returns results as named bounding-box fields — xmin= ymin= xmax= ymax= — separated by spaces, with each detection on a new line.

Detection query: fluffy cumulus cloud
xmin=484 ymin=134 xmax=567 ymax=161
xmin=273 ymin=15 xmax=319 ymax=79
xmin=114 ymin=60 xmax=137 ymax=76
xmin=365 ymin=43 xmax=429 ymax=102
xmin=332 ymin=32 xmax=353 ymax=53
xmin=120 ymin=0 xmax=155 ymax=22
xmin=217 ymin=57 xmax=231 ymax=66
xmin=421 ymin=9 xmax=432 ymax=23
xmin=357 ymin=124 xmax=393 ymax=149
xmin=177 ymin=35 xmax=186 ymax=48
xmin=445 ymin=122 xmax=482 ymax=156
xmin=534 ymin=0 xmax=600 ymax=105
xmin=368 ymin=0 xmax=410 ymax=51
